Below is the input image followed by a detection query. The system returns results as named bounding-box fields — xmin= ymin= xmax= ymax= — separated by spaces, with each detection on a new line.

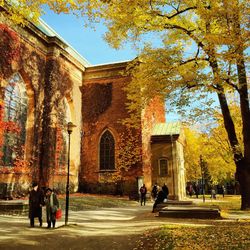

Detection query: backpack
xmin=140 ymin=187 xmax=146 ymax=194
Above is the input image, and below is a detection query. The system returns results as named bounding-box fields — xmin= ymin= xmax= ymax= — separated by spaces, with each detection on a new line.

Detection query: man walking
xmin=140 ymin=184 xmax=147 ymax=206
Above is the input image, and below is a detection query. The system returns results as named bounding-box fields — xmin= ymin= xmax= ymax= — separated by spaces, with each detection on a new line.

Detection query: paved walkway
xmin=0 ymin=201 xmax=249 ymax=250
xmin=0 ymin=202 xmax=165 ymax=250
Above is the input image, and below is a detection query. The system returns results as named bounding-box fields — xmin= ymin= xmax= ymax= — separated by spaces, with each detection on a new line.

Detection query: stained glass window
xmin=2 ymin=73 xmax=27 ymax=166
xmin=100 ymin=130 xmax=115 ymax=170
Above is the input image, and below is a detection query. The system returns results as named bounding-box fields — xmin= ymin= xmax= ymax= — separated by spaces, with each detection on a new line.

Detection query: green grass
xmin=135 ymin=195 xmax=250 ymax=250
xmin=58 ymin=194 xmax=138 ymax=210
xmin=194 ymin=195 xmax=241 ymax=211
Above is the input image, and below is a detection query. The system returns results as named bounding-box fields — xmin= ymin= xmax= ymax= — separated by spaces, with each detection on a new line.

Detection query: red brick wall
xmin=141 ymin=97 xmax=166 ymax=189
xmin=80 ymin=71 xmax=143 ymax=194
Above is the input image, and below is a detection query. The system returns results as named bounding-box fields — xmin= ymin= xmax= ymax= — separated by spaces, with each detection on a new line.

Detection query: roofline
xmin=85 ymin=61 xmax=130 ymax=72
xmin=32 ymin=18 xmax=91 ymax=67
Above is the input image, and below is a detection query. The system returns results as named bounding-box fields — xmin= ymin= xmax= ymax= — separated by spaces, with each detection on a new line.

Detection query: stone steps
xmin=154 ymin=200 xmax=193 ymax=212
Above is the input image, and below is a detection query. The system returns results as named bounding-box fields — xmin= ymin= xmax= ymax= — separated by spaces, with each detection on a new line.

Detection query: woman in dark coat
xmin=29 ymin=182 xmax=44 ymax=227
xmin=152 ymin=188 xmax=167 ymax=212
xmin=45 ymin=188 xmax=59 ymax=228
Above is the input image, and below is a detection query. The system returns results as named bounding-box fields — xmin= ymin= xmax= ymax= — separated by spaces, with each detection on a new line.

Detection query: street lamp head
xmin=67 ymin=122 xmax=76 ymax=134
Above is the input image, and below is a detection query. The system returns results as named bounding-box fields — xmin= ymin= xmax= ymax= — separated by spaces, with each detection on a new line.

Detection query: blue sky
xmin=41 ymin=9 xmax=137 ymax=65
xmin=41 ymin=9 xmax=180 ymax=121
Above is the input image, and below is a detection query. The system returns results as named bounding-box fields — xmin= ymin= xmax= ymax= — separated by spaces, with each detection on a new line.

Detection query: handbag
xmin=55 ymin=208 xmax=62 ymax=220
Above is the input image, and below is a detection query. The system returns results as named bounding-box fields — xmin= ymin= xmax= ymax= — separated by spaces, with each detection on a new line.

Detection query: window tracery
xmin=99 ymin=130 xmax=115 ymax=170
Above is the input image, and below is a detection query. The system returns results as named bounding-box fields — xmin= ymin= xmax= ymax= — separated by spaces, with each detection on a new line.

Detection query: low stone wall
xmin=79 ymin=180 xmax=138 ymax=197
xmin=0 ymin=200 xmax=29 ymax=215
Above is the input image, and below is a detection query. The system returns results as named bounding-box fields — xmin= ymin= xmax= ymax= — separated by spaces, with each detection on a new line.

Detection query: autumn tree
xmin=77 ymin=0 xmax=249 ymax=210
xmin=184 ymin=124 xmax=236 ymax=186
xmin=1 ymin=1 xmax=249 ymax=208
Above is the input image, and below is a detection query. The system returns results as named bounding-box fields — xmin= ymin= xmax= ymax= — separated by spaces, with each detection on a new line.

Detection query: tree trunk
xmin=209 ymin=50 xmax=250 ymax=209
xmin=216 ymin=87 xmax=242 ymax=161
xmin=217 ymin=89 xmax=250 ymax=210
xmin=236 ymin=159 xmax=250 ymax=210
xmin=232 ymin=5 xmax=250 ymax=209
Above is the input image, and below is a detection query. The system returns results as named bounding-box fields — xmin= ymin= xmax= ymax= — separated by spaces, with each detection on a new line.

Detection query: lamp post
xmin=65 ymin=122 xmax=76 ymax=225
xmin=200 ymin=155 xmax=206 ymax=203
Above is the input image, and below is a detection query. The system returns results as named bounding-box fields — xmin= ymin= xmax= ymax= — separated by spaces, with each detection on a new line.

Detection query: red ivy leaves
xmin=0 ymin=23 xmax=20 ymax=80
xmin=0 ymin=102 xmax=26 ymax=173
xmin=0 ymin=24 xmax=20 ymax=62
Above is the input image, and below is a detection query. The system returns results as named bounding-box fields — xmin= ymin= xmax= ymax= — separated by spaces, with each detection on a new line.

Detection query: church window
xmin=159 ymin=158 xmax=168 ymax=177
xmin=99 ymin=130 xmax=115 ymax=170
xmin=1 ymin=73 xmax=27 ymax=166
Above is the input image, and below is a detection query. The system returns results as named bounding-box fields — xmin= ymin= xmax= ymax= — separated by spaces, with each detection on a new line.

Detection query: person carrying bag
xmin=45 ymin=188 xmax=59 ymax=228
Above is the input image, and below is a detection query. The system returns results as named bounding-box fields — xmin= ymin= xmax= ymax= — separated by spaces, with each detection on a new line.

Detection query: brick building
xmin=0 ymin=12 xmax=186 ymax=200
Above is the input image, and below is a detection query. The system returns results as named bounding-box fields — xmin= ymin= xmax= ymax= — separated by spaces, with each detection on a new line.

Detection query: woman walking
xmin=45 ymin=188 xmax=59 ymax=228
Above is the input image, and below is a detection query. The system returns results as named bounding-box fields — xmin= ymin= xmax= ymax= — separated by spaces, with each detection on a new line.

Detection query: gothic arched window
xmin=99 ymin=130 xmax=115 ymax=170
xmin=2 ymin=73 xmax=27 ymax=166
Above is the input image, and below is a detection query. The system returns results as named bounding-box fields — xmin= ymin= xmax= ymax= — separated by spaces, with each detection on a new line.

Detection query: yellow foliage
xmin=184 ymin=102 xmax=243 ymax=183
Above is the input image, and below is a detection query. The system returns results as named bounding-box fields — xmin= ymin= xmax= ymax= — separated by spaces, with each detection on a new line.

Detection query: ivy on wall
xmin=0 ymin=21 xmax=74 ymax=188
xmin=0 ymin=23 xmax=20 ymax=80
xmin=82 ymin=83 xmax=112 ymax=121
xmin=39 ymin=58 xmax=73 ymax=186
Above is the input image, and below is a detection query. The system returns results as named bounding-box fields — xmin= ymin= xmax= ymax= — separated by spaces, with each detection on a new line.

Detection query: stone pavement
xmin=0 ymin=200 xmax=249 ymax=250
xmin=0 ymin=202 xmax=166 ymax=250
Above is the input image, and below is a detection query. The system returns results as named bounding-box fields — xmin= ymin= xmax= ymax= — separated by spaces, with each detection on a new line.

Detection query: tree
xmin=1 ymin=1 xmax=249 ymax=208
xmin=184 ymin=122 xmax=237 ymax=186
xmin=0 ymin=1 xmax=79 ymax=24
xmin=78 ymin=0 xmax=249 ymax=209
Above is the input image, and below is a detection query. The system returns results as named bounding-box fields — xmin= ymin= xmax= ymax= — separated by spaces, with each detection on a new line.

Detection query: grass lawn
xmin=135 ymin=195 xmax=250 ymax=250
xmin=58 ymin=193 xmax=138 ymax=210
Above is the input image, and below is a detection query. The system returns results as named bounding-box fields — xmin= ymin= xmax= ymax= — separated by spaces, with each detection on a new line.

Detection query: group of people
xmin=139 ymin=183 xmax=169 ymax=212
xmin=29 ymin=182 xmax=59 ymax=228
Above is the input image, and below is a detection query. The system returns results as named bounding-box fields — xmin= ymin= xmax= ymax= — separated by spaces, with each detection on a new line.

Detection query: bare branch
xmin=180 ymin=57 xmax=207 ymax=66
xmin=164 ymin=24 xmax=205 ymax=50
xmin=156 ymin=6 xmax=197 ymax=19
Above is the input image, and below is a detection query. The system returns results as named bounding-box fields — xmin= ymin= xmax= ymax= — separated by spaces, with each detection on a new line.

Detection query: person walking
xmin=45 ymin=188 xmax=59 ymax=228
xmin=162 ymin=183 xmax=169 ymax=200
xmin=139 ymin=184 xmax=147 ymax=206
xmin=29 ymin=182 xmax=44 ymax=227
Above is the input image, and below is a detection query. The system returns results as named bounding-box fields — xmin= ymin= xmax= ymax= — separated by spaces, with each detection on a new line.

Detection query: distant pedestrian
xmin=222 ymin=185 xmax=226 ymax=198
xmin=152 ymin=188 xmax=167 ymax=212
xmin=45 ymin=188 xmax=59 ymax=228
xmin=151 ymin=183 xmax=158 ymax=201
xmin=29 ymin=182 xmax=44 ymax=227
xmin=193 ymin=183 xmax=199 ymax=198
xmin=162 ymin=183 xmax=169 ymax=200
xmin=187 ymin=184 xmax=193 ymax=197
xmin=211 ymin=187 xmax=216 ymax=199
xmin=140 ymin=184 xmax=147 ymax=206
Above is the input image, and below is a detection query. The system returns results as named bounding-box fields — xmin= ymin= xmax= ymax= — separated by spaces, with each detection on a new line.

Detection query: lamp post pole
xmin=200 ymin=155 xmax=205 ymax=203
xmin=65 ymin=122 xmax=75 ymax=226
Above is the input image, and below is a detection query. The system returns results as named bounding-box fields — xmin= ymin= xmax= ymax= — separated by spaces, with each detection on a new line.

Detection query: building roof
xmin=152 ymin=122 xmax=181 ymax=136
xmin=36 ymin=19 xmax=91 ymax=67
xmin=151 ymin=122 xmax=182 ymax=143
